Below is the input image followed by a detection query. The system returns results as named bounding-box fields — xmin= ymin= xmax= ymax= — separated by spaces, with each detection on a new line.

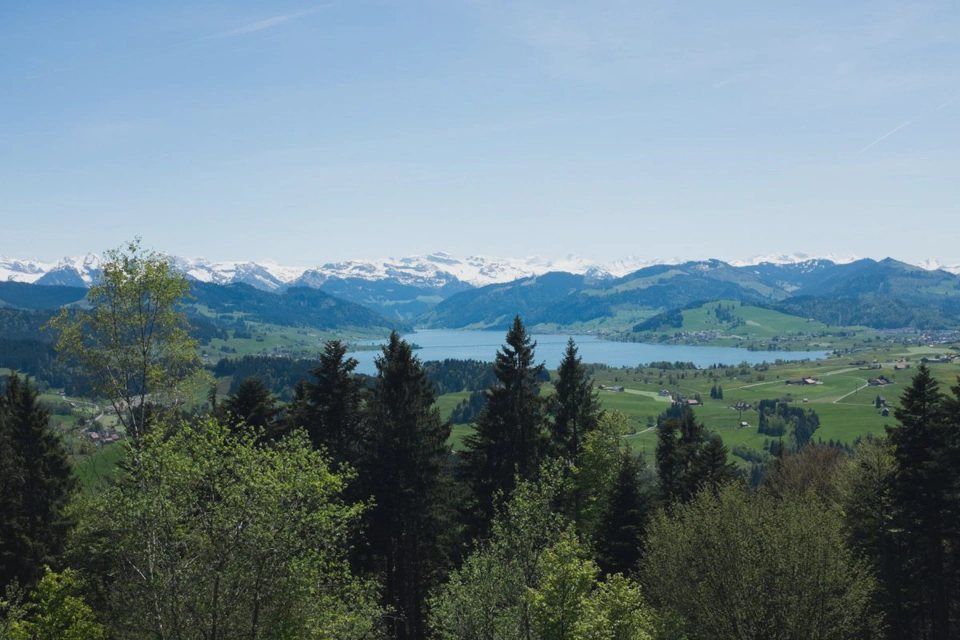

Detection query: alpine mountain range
xmin=3 ymin=251 xmax=959 ymax=290
xmin=5 ymin=250 xmax=960 ymax=331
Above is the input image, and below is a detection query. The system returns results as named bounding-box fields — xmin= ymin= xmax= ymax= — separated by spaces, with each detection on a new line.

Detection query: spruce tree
xmin=655 ymin=418 xmax=682 ymax=504
xmin=220 ymin=376 xmax=282 ymax=437
xmin=887 ymin=365 xmax=959 ymax=640
xmin=291 ymin=340 xmax=364 ymax=466
xmin=595 ymin=453 xmax=657 ymax=576
xmin=0 ymin=374 xmax=77 ymax=592
xmin=463 ymin=316 xmax=547 ymax=527
xmin=550 ymin=338 xmax=601 ymax=460
xmin=656 ymin=407 xmax=723 ymax=505
xmin=684 ymin=436 xmax=738 ymax=499
xmin=359 ymin=332 xmax=455 ymax=640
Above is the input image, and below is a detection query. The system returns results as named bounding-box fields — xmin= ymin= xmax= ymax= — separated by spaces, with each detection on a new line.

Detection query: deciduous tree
xmin=46 ymin=239 xmax=201 ymax=440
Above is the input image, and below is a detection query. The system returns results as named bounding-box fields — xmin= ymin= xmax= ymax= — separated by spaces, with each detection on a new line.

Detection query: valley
xmin=5 ymin=250 xmax=960 ymax=478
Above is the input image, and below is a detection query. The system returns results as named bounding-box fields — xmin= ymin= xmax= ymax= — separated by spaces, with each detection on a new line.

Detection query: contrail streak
xmin=858 ymin=118 xmax=916 ymax=154
xmin=858 ymin=93 xmax=959 ymax=154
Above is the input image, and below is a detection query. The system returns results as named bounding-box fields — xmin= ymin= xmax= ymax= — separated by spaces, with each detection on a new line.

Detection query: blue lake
xmin=349 ymin=330 xmax=830 ymax=376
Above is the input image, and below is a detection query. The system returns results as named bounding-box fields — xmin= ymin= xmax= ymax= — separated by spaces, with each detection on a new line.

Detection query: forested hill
xmin=418 ymin=258 xmax=960 ymax=330
xmin=0 ymin=281 xmax=409 ymax=334
xmin=188 ymin=282 xmax=411 ymax=332
xmin=0 ymin=282 xmax=88 ymax=310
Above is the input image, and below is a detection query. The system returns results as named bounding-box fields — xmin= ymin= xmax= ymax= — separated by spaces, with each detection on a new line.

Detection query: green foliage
xmin=358 ymin=332 xmax=455 ymax=640
xmin=463 ymin=316 xmax=548 ymax=528
xmin=428 ymin=466 xmax=656 ymax=640
xmin=449 ymin=389 xmax=486 ymax=424
xmin=550 ymin=338 xmax=602 ymax=460
xmin=642 ymin=483 xmax=879 ymax=640
xmin=288 ymin=339 xmax=364 ymax=467
xmin=569 ymin=412 xmax=633 ymax=534
xmin=837 ymin=438 xmax=909 ymax=637
xmin=4 ymin=567 xmax=107 ymax=640
xmin=67 ymin=418 xmax=383 ymax=639
xmin=220 ymin=376 xmax=283 ymax=438
xmin=46 ymin=238 xmax=202 ymax=439
xmin=594 ymin=452 xmax=657 ymax=577
xmin=213 ymin=354 xmax=316 ymax=398
xmin=655 ymin=407 xmax=736 ymax=504
xmin=884 ymin=365 xmax=960 ymax=639
xmin=421 ymin=359 xmax=497 ymax=395
xmin=632 ymin=309 xmax=683 ymax=333
xmin=756 ymin=399 xmax=820 ymax=449
xmin=0 ymin=374 xmax=77 ymax=592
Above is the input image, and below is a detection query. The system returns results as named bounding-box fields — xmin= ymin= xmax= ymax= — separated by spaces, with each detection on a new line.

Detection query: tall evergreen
xmin=550 ymin=337 xmax=601 ymax=460
xmin=463 ymin=316 xmax=547 ymax=527
xmin=359 ymin=333 xmax=455 ymax=640
xmin=655 ymin=407 xmax=732 ymax=505
xmin=655 ymin=418 xmax=682 ymax=505
xmin=0 ymin=374 xmax=77 ymax=592
xmin=887 ymin=365 xmax=959 ymax=640
xmin=685 ymin=436 xmax=738 ymax=498
xmin=595 ymin=452 xmax=657 ymax=576
xmin=291 ymin=339 xmax=364 ymax=466
xmin=220 ymin=376 xmax=283 ymax=438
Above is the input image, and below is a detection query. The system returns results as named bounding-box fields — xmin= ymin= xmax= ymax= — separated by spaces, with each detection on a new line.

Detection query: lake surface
xmin=350 ymin=330 xmax=830 ymax=376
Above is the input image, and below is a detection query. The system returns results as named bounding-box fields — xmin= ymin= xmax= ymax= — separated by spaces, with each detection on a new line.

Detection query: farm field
xmin=438 ymin=342 xmax=960 ymax=462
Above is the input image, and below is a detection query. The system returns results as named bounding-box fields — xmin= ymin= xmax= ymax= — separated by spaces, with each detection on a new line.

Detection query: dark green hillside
xmin=189 ymin=282 xmax=410 ymax=332
xmin=743 ymin=260 xmax=848 ymax=292
xmin=614 ymin=260 xmax=785 ymax=299
xmin=0 ymin=308 xmax=59 ymax=340
xmin=419 ymin=272 xmax=588 ymax=329
xmin=0 ymin=282 xmax=87 ymax=309
xmin=771 ymin=295 xmax=957 ymax=329
xmin=793 ymin=258 xmax=960 ymax=303
xmin=317 ymin=277 xmax=466 ymax=321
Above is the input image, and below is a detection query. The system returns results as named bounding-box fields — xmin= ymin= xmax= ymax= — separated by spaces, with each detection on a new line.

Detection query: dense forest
xmin=2 ymin=244 xmax=960 ymax=639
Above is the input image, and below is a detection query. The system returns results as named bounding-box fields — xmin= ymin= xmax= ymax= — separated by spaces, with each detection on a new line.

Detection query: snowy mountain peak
xmin=728 ymin=253 xmax=861 ymax=267
xmin=4 ymin=251 xmax=960 ymax=289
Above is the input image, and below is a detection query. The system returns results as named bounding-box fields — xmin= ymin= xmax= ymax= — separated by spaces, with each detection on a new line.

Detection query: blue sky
xmin=2 ymin=0 xmax=958 ymax=265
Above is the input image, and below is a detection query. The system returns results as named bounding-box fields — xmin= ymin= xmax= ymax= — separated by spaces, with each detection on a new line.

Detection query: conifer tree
xmin=887 ymin=365 xmax=959 ymax=640
xmin=358 ymin=332 xmax=455 ymax=640
xmin=463 ymin=316 xmax=547 ymax=527
xmin=684 ymin=436 xmax=738 ymax=498
xmin=291 ymin=339 xmax=364 ymax=466
xmin=550 ymin=338 xmax=602 ymax=460
xmin=595 ymin=453 xmax=657 ymax=576
xmin=655 ymin=418 xmax=682 ymax=504
xmin=655 ymin=407 xmax=734 ymax=504
xmin=0 ymin=374 xmax=77 ymax=592
xmin=220 ymin=376 xmax=282 ymax=437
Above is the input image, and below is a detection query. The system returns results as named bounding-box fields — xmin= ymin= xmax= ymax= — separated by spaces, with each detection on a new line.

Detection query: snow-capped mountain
xmin=173 ymin=258 xmax=303 ymax=292
xmin=292 ymin=252 xmax=649 ymax=289
xmin=915 ymin=259 xmax=960 ymax=275
xmin=3 ymin=251 xmax=960 ymax=290
xmin=33 ymin=254 xmax=103 ymax=287
xmin=0 ymin=257 xmax=55 ymax=284
xmin=729 ymin=253 xmax=861 ymax=267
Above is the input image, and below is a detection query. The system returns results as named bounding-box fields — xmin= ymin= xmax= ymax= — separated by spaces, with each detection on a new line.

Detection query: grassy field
xmin=201 ymin=320 xmax=393 ymax=362
xmin=438 ymin=341 xmax=960 ymax=463
xmin=628 ymin=300 xmax=881 ymax=351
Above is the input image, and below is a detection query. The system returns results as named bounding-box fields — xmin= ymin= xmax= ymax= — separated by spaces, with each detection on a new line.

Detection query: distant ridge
xmin=3 ymin=251 xmax=960 ymax=291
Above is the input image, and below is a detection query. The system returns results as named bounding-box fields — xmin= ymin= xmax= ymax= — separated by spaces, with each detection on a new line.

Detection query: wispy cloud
xmin=195 ymin=6 xmax=330 ymax=42
xmin=858 ymin=93 xmax=959 ymax=154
